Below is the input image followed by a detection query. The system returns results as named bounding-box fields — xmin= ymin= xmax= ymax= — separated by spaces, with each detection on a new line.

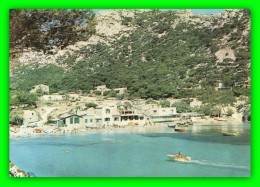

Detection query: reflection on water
xmin=190 ymin=123 xmax=250 ymax=134
xmin=142 ymin=123 xmax=250 ymax=145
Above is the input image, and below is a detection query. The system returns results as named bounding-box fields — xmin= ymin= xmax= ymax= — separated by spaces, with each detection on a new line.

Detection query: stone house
xmin=95 ymin=85 xmax=110 ymax=95
xmin=94 ymin=85 xmax=127 ymax=96
xmin=30 ymin=84 xmax=49 ymax=94
xmin=41 ymin=94 xmax=64 ymax=101
xmin=215 ymin=82 xmax=232 ymax=91
xmin=114 ymin=87 xmax=127 ymax=95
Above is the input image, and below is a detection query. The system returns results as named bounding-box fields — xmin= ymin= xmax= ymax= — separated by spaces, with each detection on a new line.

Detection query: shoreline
xmin=10 ymin=117 xmax=248 ymax=139
xmin=9 ymin=161 xmax=30 ymax=177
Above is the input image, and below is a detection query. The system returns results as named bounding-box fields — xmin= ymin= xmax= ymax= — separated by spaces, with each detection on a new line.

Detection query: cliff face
xmin=10 ymin=9 xmax=250 ymax=98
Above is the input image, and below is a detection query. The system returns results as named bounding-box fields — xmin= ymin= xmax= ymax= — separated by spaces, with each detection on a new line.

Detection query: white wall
xmin=23 ymin=111 xmax=39 ymax=126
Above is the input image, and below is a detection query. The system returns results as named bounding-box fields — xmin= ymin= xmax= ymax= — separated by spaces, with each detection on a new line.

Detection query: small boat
xmin=174 ymin=125 xmax=188 ymax=132
xmin=167 ymin=154 xmax=191 ymax=162
xmin=41 ymin=129 xmax=48 ymax=134
xmin=214 ymin=117 xmax=227 ymax=121
xmin=174 ymin=128 xmax=186 ymax=132
xmin=176 ymin=123 xmax=189 ymax=127
xmin=223 ymin=132 xmax=240 ymax=136
xmin=176 ymin=119 xmax=193 ymax=126
xmin=168 ymin=124 xmax=176 ymax=128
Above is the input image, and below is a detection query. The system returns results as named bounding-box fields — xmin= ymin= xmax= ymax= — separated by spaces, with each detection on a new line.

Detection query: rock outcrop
xmin=9 ymin=161 xmax=30 ymax=177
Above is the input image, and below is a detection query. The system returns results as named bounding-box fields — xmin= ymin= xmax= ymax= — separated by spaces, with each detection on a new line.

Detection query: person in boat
xmin=177 ymin=151 xmax=183 ymax=158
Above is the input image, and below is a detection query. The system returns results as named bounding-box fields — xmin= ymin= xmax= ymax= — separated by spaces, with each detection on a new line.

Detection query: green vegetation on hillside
xmin=11 ymin=65 xmax=65 ymax=93
xmin=11 ymin=10 xmax=250 ymax=106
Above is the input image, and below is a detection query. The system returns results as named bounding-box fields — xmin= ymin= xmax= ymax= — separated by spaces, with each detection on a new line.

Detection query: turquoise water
xmin=10 ymin=124 xmax=250 ymax=177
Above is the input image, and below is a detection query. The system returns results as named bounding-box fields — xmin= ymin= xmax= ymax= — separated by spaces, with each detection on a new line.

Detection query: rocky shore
xmin=9 ymin=161 xmax=30 ymax=177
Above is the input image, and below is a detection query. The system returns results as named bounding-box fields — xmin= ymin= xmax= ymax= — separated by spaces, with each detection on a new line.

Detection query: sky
xmin=191 ymin=9 xmax=225 ymax=14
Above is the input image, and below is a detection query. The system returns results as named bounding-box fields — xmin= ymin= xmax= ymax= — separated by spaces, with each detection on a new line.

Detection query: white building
xmin=81 ymin=104 xmax=146 ymax=128
xmin=23 ymin=110 xmax=40 ymax=127
xmin=30 ymin=84 xmax=49 ymax=94
xmin=94 ymin=85 xmax=127 ymax=96
xmin=49 ymin=101 xmax=178 ymax=128
xmin=95 ymin=85 xmax=110 ymax=95
xmin=137 ymin=104 xmax=179 ymax=124
xmin=81 ymin=108 xmax=103 ymax=128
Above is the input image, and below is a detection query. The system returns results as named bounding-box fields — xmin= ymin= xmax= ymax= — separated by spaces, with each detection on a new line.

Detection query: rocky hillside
xmin=10 ymin=9 xmax=250 ymax=100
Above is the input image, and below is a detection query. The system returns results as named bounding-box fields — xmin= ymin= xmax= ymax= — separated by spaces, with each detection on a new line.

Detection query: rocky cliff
xmin=10 ymin=9 xmax=250 ymax=100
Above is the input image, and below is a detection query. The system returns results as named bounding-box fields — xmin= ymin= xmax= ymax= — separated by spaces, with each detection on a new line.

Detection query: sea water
xmin=10 ymin=123 xmax=250 ymax=177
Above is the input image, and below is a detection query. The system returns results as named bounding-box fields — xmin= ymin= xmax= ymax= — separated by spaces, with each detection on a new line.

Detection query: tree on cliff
xmin=10 ymin=9 xmax=96 ymax=55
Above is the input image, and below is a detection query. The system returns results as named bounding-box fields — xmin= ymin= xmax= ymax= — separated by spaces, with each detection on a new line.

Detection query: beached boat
xmin=167 ymin=154 xmax=191 ymax=162
xmin=214 ymin=117 xmax=227 ymax=121
xmin=223 ymin=132 xmax=240 ymax=136
xmin=168 ymin=124 xmax=176 ymax=128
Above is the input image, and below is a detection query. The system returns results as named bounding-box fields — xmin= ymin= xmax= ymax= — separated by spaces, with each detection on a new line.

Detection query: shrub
xmin=226 ymin=108 xmax=234 ymax=116
xmin=10 ymin=109 xmax=24 ymax=126
xmin=85 ymin=102 xmax=98 ymax=109
xmin=171 ymin=101 xmax=192 ymax=113
xmin=159 ymin=100 xmax=170 ymax=108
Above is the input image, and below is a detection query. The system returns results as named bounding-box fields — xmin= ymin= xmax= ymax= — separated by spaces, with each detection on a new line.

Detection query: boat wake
xmin=189 ymin=159 xmax=250 ymax=170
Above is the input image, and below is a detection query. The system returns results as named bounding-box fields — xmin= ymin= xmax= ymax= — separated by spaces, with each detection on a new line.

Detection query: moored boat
xmin=174 ymin=127 xmax=187 ymax=132
xmin=168 ymin=124 xmax=176 ymax=128
xmin=223 ymin=132 xmax=240 ymax=136
xmin=174 ymin=125 xmax=189 ymax=132
xmin=176 ymin=119 xmax=193 ymax=126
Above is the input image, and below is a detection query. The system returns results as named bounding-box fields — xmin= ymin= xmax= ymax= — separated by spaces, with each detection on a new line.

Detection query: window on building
xmin=140 ymin=117 xmax=144 ymax=120
xmin=114 ymin=117 xmax=119 ymax=121
xmin=70 ymin=117 xmax=73 ymax=124
xmin=106 ymin=109 xmax=110 ymax=114
xmin=105 ymin=118 xmax=110 ymax=121
xmin=85 ymin=119 xmax=88 ymax=123
xmin=153 ymin=110 xmax=157 ymax=113
xmin=74 ymin=117 xmax=79 ymax=124
xmin=90 ymin=119 xmax=93 ymax=123
xmin=122 ymin=116 xmax=128 ymax=121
